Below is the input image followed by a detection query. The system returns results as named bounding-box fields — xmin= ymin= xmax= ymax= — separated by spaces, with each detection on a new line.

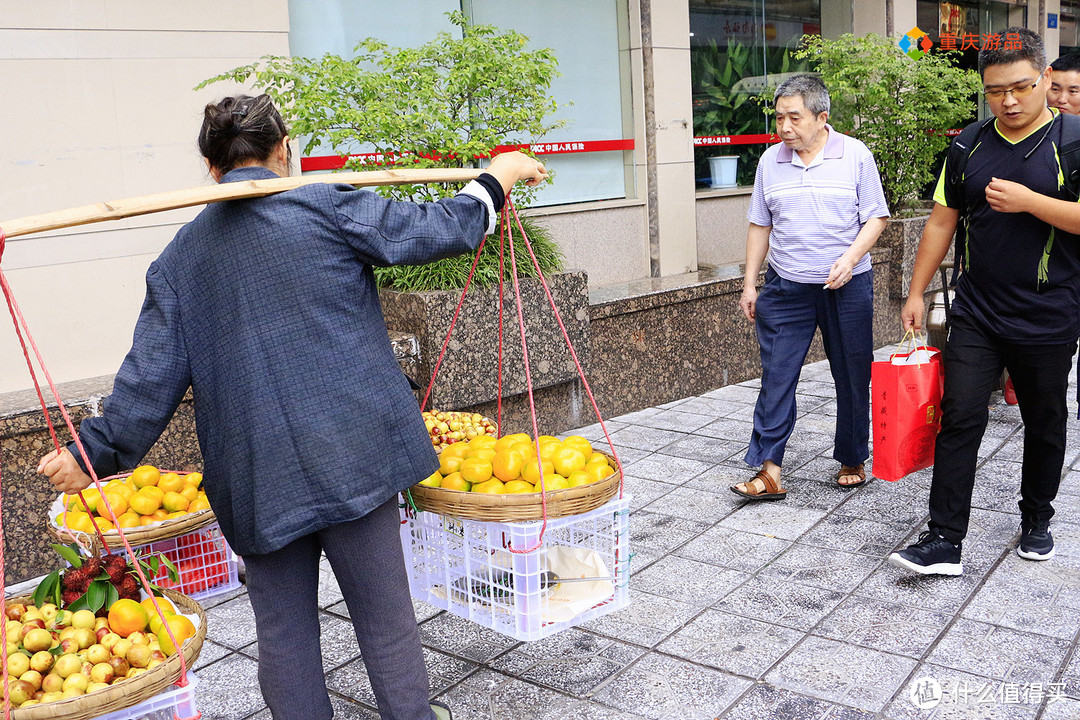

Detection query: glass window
xmin=689 ymin=0 xmax=821 ymax=190
xmin=1063 ymin=0 xmax=1080 ymax=54
xmin=288 ymin=0 xmax=631 ymax=207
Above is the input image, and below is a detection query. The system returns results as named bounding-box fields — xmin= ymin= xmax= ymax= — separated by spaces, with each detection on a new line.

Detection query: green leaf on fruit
xmin=66 ymin=594 xmax=90 ymax=613
xmin=32 ymin=569 xmax=60 ymax=608
xmin=161 ymin=556 xmax=179 ymax=582
xmin=86 ymin=581 xmax=106 ymax=612
xmin=50 ymin=543 xmax=83 ymax=568
xmin=104 ymin=583 xmax=119 ymax=610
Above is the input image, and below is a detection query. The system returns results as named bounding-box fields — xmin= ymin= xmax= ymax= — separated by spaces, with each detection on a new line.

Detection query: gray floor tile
xmin=564 ymin=420 xmax=629 ymax=442
xmin=622 ymin=454 xmax=714 ymax=484
xmin=691 ymin=416 xmax=756 ymax=442
xmin=719 ymin=683 xmax=876 ymax=720
xmin=961 ymin=555 xmax=1080 ymax=639
xmin=629 ymin=509 xmax=714 ymax=556
xmin=835 ymin=480 xmax=930 ymax=527
xmin=194 ymin=652 xmax=266 ymax=720
xmin=638 ymin=484 xmax=739 ymax=523
xmin=327 ymin=647 xmax=478 ymax=707
xmin=610 ymin=407 xmax=663 ymax=424
xmin=765 ymin=636 xmax=917 ymax=712
xmin=713 ymin=574 xmax=846 ymax=632
xmin=631 ymin=555 xmax=750 ymax=606
xmin=926 ymin=618 xmax=1071 ymax=684
xmin=619 ymin=474 xmax=682 ymax=511
xmin=1042 ymin=696 xmax=1080 ymax=720
xmin=590 ymin=652 xmax=752 ymax=719
xmin=1054 ymin=643 xmax=1080 ymax=697
xmin=489 ymin=628 xmax=644 ymax=697
xmin=628 ymin=408 xmax=716 ymax=433
xmin=193 ymin=639 xmax=234 ymax=671
xmin=608 ymin=425 xmax=690 ymax=453
xmin=854 ymin=562 xmax=981 ymax=615
xmin=204 ymin=594 xmax=259 ymax=650
xmin=702 ymin=384 xmax=763 ymax=405
xmin=800 ymin=514 xmax=912 ymax=558
xmin=656 ymin=608 xmax=804 ymax=679
xmin=656 ymin=434 xmax=747 ymax=464
xmin=670 ymin=395 xmax=746 ymax=419
xmin=883 ymin=663 xmax=1043 ymax=720
xmin=580 ymin=589 xmax=702 ymax=647
xmin=419 ymin=612 xmax=520 ymax=663
xmin=675 ymin=525 xmax=793 ymax=574
xmin=716 ymin=501 xmax=827 ymax=541
xmin=814 ymin=595 xmax=951 ymax=658
xmin=759 ymin=543 xmax=880 ymax=593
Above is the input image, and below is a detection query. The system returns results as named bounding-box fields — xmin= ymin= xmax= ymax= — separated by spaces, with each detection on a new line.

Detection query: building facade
xmin=0 ymin=0 xmax=1061 ymax=393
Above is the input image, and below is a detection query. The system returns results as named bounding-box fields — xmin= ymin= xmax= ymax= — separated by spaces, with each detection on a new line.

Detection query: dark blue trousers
xmin=745 ymin=267 xmax=873 ymax=469
xmin=243 ymin=497 xmax=435 ymax=720
xmin=928 ymin=314 xmax=1076 ymax=544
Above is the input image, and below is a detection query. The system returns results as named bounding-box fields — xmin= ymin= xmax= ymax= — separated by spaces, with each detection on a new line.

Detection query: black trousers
xmin=243 ymin=497 xmax=436 ymax=720
xmin=928 ymin=314 xmax=1076 ymax=545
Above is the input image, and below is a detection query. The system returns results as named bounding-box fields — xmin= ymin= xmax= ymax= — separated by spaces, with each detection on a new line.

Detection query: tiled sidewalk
xmin=192 ymin=346 xmax=1080 ymax=719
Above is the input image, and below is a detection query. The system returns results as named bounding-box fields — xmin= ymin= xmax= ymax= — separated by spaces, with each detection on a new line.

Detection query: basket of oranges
xmin=405 ymin=432 xmax=622 ymax=522
xmin=49 ymin=465 xmax=216 ymax=550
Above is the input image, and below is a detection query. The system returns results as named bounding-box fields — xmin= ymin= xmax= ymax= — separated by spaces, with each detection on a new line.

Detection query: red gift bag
xmin=871 ymin=335 xmax=945 ymax=481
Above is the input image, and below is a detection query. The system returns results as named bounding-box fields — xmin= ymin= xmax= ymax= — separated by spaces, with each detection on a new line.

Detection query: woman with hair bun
xmin=39 ymin=93 xmax=546 ymax=720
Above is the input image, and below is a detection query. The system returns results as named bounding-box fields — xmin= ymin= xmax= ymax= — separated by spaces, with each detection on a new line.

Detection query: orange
xmin=157 ymin=473 xmax=184 ymax=494
xmin=68 ymin=489 xmax=103 ymax=514
xmin=129 ymin=465 xmax=160 ymax=489
xmin=504 ymin=480 xmax=535 ymax=494
xmin=150 ymin=509 xmax=169 ymax=520
xmin=183 ymin=472 xmax=203 ymax=488
xmin=161 ymin=492 xmax=189 ymax=513
xmin=562 ymin=436 xmax=593 ymax=457
xmin=167 ymin=511 xmax=187 ymax=519
xmin=438 ymin=454 xmax=463 ymax=476
xmin=584 ymin=462 xmax=615 ymax=482
xmin=467 ymin=435 xmax=498 ymax=451
xmin=60 ymin=511 xmax=95 ymax=534
xmin=96 ymin=491 xmax=128 ymax=522
xmin=537 ymin=440 xmax=561 ymax=461
xmin=155 ymin=614 xmax=196 ymax=656
xmin=458 ymin=457 xmax=493 ymax=484
xmin=471 ymin=478 xmax=505 ymax=494
xmin=93 ymin=518 xmax=115 ymax=532
xmin=107 ymin=599 xmax=149 ymax=638
xmin=465 ymin=447 xmax=496 ymax=462
xmin=491 ymin=450 xmax=525 ymax=482
xmin=440 ymin=443 xmax=470 ymax=461
xmin=533 ymin=474 xmax=570 ymax=492
xmin=141 ymin=596 xmax=176 ymax=618
xmin=418 ymin=471 xmax=441 ymax=488
xmin=117 ymin=512 xmax=140 ymax=529
xmin=521 ymin=458 xmax=555 ymax=486
xmin=128 ymin=491 xmax=161 ymax=516
xmin=179 ymin=485 xmax=199 ymax=503
xmin=104 ymin=480 xmax=134 ymax=501
xmin=139 ymin=516 xmax=157 ymax=526
xmin=586 ymin=452 xmax=610 ymax=468
xmin=440 ymin=472 xmax=470 ymax=492
xmin=551 ymin=447 xmax=587 ymax=477
xmin=493 ymin=435 xmax=526 ymax=453
xmin=139 ymin=485 xmax=164 ymax=502
xmin=188 ymin=496 xmax=211 ymax=513
xmin=566 ymin=470 xmax=593 ymax=488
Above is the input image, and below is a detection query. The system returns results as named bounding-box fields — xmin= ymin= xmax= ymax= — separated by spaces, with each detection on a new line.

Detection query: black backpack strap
xmin=1058 ymin=113 xmax=1080 ymax=199
xmin=944 ymin=118 xmax=994 ymax=284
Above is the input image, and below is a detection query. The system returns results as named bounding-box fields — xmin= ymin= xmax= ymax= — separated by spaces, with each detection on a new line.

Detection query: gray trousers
xmin=243 ymin=497 xmax=436 ymax=720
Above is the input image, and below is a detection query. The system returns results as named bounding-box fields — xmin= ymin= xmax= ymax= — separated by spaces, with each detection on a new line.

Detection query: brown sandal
xmin=730 ymin=470 xmax=787 ymax=501
xmin=835 ymin=463 xmax=867 ymax=488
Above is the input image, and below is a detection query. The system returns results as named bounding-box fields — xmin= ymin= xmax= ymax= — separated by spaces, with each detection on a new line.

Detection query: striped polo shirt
xmin=747 ymin=124 xmax=890 ymax=284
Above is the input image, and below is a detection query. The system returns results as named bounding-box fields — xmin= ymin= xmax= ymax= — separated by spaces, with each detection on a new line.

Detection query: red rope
xmin=420 ymin=235 xmax=488 ymax=413
xmin=0 ymin=227 xmax=189 ymax=687
xmin=496 ymin=220 xmax=505 ymax=436
xmin=507 ymin=202 xmax=624 ymax=495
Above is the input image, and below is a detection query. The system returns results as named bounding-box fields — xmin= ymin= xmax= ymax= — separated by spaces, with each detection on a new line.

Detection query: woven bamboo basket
xmin=406 ymin=452 xmax=622 ymax=522
xmin=8 ymin=587 xmax=206 ymax=720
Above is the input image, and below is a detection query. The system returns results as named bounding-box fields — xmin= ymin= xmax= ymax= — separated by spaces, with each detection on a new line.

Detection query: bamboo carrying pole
xmin=0 ymin=168 xmax=484 ymax=240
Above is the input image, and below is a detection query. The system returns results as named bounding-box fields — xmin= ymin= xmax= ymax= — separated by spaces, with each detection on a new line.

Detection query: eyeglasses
xmin=983 ymin=79 xmax=1040 ymax=100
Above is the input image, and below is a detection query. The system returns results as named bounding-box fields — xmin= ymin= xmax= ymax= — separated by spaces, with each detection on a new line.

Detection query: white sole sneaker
xmin=887 ymin=552 xmax=963 ymax=576
xmin=1017 ymin=545 xmax=1055 ymax=561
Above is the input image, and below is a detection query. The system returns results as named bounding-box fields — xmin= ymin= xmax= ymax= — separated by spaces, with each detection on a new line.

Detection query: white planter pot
xmin=708 ymin=155 xmax=738 ymax=188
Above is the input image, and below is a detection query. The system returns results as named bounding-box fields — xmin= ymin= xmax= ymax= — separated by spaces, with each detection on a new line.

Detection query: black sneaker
xmin=888 ymin=531 xmax=963 ymax=575
xmin=1017 ymin=519 xmax=1055 ymax=561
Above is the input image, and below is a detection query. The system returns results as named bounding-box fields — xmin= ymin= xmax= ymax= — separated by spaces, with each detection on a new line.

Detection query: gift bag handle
xmin=892 ymin=328 xmax=932 ymax=365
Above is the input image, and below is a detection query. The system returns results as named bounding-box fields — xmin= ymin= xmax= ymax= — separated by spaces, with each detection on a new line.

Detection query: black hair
xmin=1051 ymin=53 xmax=1080 ymax=73
xmin=978 ymin=27 xmax=1046 ymax=77
xmin=198 ymin=94 xmax=290 ymax=175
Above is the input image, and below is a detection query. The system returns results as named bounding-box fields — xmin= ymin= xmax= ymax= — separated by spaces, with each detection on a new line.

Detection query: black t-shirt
xmin=940 ymin=112 xmax=1080 ymax=342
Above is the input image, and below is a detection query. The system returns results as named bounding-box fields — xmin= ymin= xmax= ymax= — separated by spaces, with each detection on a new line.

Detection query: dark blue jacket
xmin=74 ymin=166 xmax=489 ymax=555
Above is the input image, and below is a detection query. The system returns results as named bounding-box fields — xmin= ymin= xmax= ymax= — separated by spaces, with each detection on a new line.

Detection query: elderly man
xmin=732 ymin=74 xmax=890 ymax=501
xmin=890 ymin=28 xmax=1080 ymax=575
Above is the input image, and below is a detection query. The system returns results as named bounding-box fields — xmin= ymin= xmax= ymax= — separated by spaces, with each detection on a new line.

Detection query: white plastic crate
xmin=93 ymin=672 xmax=199 ymax=720
xmin=143 ymin=523 xmax=240 ymax=601
xmin=401 ymin=495 xmax=631 ymax=642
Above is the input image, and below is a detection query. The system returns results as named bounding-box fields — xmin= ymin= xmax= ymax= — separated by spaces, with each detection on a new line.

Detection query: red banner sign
xmin=694 ymin=133 xmax=780 ymax=147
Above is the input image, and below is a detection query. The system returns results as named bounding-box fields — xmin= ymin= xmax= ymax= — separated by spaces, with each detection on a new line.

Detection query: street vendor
xmin=37 ymin=93 xmax=546 ymax=720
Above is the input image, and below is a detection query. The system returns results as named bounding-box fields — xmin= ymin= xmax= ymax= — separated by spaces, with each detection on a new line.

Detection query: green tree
xmin=795 ymin=33 xmax=981 ymax=215
xmin=198 ymin=11 xmax=564 ymax=290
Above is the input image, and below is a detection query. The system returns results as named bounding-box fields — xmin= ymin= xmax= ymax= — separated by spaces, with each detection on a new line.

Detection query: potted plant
xmin=198 ymin=12 xmax=585 ymax=412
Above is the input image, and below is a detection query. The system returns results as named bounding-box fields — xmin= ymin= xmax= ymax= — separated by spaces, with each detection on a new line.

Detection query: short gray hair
xmin=774 ymin=74 xmax=830 ymax=116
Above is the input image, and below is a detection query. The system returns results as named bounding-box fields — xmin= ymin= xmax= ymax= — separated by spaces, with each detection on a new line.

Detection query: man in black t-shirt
xmin=890 ymin=27 xmax=1080 ymax=575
